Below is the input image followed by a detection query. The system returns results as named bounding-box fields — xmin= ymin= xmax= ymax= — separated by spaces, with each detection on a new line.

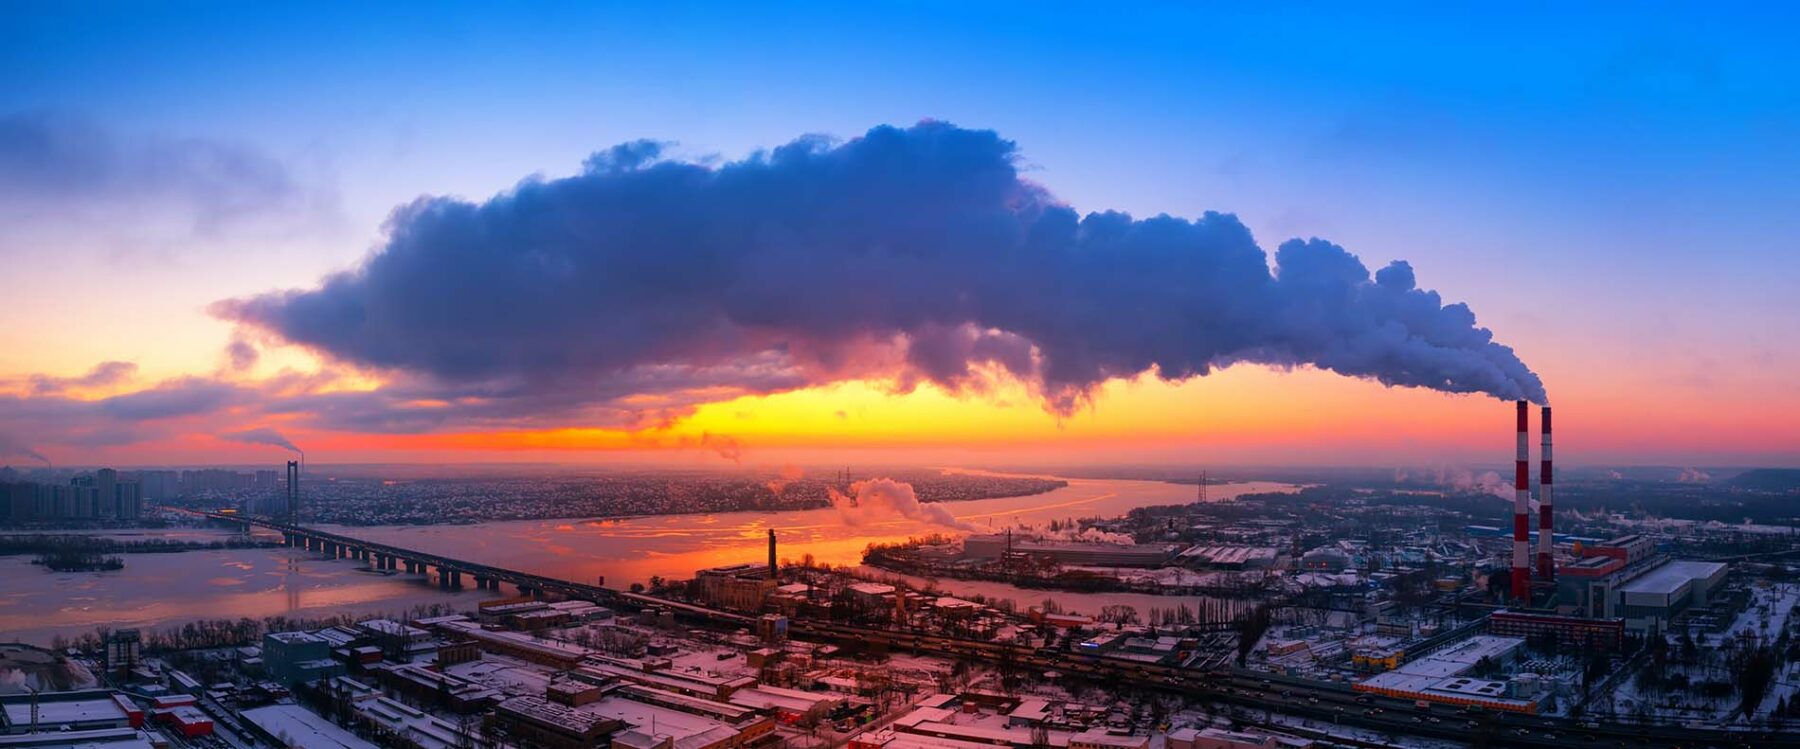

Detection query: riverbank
xmin=0 ymin=533 xmax=282 ymax=557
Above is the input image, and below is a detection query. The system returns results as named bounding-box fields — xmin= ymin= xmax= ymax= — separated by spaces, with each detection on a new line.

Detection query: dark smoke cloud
xmin=27 ymin=361 xmax=138 ymax=395
xmin=220 ymin=427 xmax=303 ymax=455
xmin=0 ymin=110 xmax=317 ymax=235
xmin=0 ymin=377 xmax=253 ymax=454
xmin=0 ymin=435 xmax=52 ymax=467
xmin=698 ymin=432 xmax=743 ymax=463
xmin=213 ymin=122 xmax=1544 ymax=424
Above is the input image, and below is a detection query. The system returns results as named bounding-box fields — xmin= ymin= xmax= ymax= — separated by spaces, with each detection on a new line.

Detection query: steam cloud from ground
xmin=1036 ymin=527 xmax=1137 ymax=545
xmin=828 ymin=478 xmax=981 ymax=532
xmin=217 ymin=121 xmax=1548 ymax=430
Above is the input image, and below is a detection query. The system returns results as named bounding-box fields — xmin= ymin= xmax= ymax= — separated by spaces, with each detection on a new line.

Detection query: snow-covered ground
xmin=1605 ymin=582 xmax=1800 ymax=727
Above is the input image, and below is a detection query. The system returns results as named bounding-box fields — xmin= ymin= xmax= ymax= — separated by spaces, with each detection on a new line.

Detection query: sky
xmin=1 ymin=2 xmax=1797 ymax=470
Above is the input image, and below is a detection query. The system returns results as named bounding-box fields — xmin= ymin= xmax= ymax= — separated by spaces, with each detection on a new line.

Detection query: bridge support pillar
xmin=449 ymin=570 xmax=463 ymax=588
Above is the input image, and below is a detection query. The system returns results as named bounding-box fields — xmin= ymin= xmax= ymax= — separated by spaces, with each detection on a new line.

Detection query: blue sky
xmin=2 ymin=2 xmax=1797 ymax=465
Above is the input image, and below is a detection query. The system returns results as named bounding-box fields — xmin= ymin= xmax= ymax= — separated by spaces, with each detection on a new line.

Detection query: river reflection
xmin=322 ymin=477 xmax=1295 ymax=613
xmin=0 ymin=531 xmax=494 ymax=646
xmin=1 ymin=477 xmax=1292 ymax=645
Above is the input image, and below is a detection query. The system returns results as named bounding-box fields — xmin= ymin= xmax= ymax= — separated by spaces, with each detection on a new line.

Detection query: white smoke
xmin=828 ymin=478 xmax=981 ymax=532
xmin=1433 ymin=466 xmax=1510 ymax=500
xmin=765 ymin=463 xmax=804 ymax=497
xmin=1037 ymin=527 xmax=1136 ymax=545
xmin=1677 ymin=467 xmax=1712 ymax=483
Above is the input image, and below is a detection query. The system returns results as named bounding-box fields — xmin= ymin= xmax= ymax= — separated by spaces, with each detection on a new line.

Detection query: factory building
xmin=1552 ymin=534 xmax=1728 ymax=632
xmin=1176 ymin=545 xmax=1279 ymax=570
xmin=963 ymin=535 xmax=1177 ymax=567
xmin=490 ymin=697 xmax=624 ymax=749
xmin=1488 ymin=610 xmax=1624 ymax=650
xmin=697 ymin=564 xmax=780 ymax=611
xmin=1353 ymin=636 xmax=1540 ymax=714
xmin=0 ymin=691 xmax=142 ymax=734
xmin=262 ymin=632 xmax=345 ymax=687
xmin=1579 ymin=535 xmax=1657 ymax=567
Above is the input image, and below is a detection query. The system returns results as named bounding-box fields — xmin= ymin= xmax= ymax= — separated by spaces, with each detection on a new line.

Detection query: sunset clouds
xmin=201 ymin=123 xmax=1543 ymax=449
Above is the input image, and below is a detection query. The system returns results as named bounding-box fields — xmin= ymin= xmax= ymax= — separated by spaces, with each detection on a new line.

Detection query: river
xmin=0 ymin=530 xmax=495 ymax=646
xmin=0 ymin=476 xmax=1294 ymax=645
xmin=318 ymin=476 xmax=1296 ymax=615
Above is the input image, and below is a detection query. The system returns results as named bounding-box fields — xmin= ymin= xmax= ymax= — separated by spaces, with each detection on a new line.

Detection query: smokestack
xmin=767 ymin=528 xmax=777 ymax=580
xmin=1537 ymin=406 xmax=1554 ymax=580
xmin=1511 ymin=400 xmax=1531 ymax=602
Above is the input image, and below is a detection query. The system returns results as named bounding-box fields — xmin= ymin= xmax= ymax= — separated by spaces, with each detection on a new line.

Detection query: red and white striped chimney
xmin=1537 ymin=406 xmax=1554 ymax=580
xmin=1511 ymin=399 xmax=1531 ymax=602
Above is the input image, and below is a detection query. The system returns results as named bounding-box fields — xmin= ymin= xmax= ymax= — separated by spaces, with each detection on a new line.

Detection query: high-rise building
xmin=67 ymin=477 xmax=102 ymax=518
xmin=115 ymin=479 xmax=142 ymax=520
xmin=137 ymin=470 xmax=177 ymax=500
xmin=0 ymin=482 xmax=34 ymax=522
xmin=95 ymin=468 xmax=117 ymax=519
xmin=285 ymin=460 xmax=300 ymax=519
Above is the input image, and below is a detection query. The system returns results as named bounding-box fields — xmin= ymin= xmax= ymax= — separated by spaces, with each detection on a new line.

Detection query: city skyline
xmin=3 ymin=4 xmax=1798 ymax=468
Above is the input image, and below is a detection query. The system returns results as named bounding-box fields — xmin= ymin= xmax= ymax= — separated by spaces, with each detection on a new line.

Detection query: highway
xmin=208 ymin=513 xmax=1785 ymax=749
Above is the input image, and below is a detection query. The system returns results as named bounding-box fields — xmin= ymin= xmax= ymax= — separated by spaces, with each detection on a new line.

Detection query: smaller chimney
xmin=1537 ymin=406 xmax=1554 ymax=580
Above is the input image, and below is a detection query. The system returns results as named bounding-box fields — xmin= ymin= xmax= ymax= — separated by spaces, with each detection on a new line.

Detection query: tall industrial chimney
xmin=1537 ymin=406 xmax=1554 ymax=580
xmin=1511 ymin=400 xmax=1531 ymax=602
xmin=767 ymin=528 xmax=777 ymax=580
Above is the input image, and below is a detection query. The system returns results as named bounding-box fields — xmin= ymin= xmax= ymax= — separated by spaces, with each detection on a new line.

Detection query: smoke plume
xmin=221 ymin=427 xmax=303 ymax=456
xmin=0 ymin=435 xmax=51 ymax=467
xmin=828 ymin=478 xmax=981 ymax=531
xmin=217 ymin=122 xmax=1546 ymax=426
xmin=1038 ymin=527 xmax=1137 ymax=545
xmin=1677 ymin=467 xmax=1712 ymax=483
xmin=1436 ymin=466 xmax=1510 ymax=500
xmin=698 ymin=432 xmax=743 ymax=463
xmin=765 ymin=463 xmax=805 ymax=497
